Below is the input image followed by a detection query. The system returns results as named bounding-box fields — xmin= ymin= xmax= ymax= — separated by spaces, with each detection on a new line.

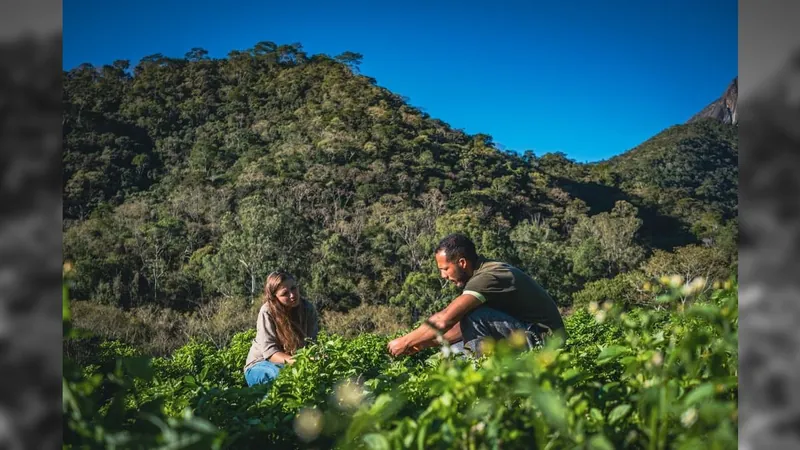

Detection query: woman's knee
xmin=245 ymin=361 xmax=283 ymax=386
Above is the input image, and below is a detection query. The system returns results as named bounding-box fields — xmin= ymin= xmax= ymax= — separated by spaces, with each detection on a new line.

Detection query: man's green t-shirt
xmin=463 ymin=260 xmax=566 ymax=336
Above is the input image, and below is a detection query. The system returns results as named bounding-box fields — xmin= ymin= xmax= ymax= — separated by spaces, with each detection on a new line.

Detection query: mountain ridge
xmin=687 ymin=77 xmax=738 ymax=125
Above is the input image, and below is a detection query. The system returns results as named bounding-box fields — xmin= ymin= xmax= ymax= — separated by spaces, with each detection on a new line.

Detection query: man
xmin=388 ymin=233 xmax=567 ymax=357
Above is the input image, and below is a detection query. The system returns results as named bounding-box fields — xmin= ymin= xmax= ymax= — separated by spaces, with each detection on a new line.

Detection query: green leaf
xmin=560 ymin=367 xmax=582 ymax=382
xmin=686 ymin=304 xmax=722 ymax=323
xmin=63 ymin=287 xmax=72 ymax=321
xmin=417 ymin=425 xmax=427 ymax=450
xmin=682 ymin=383 xmax=716 ymax=406
xmin=589 ymin=434 xmax=615 ymax=450
xmin=596 ymin=345 xmax=629 ymax=365
xmin=123 ymin=357 xmax=154 ymax=380
xmin=532 ymin=390 xmax=568 ymax=431
xmin=608 ymin=404 xmax=632 ymax=425
xmin=590 ymin=407 xmax=604 ymax=423
xmin=199 ymin=365 xmax=210 ymax=382
xmin=183 ymin=376 xmax=198 ymax=389
xmin=362 ymin=433 xmax=390 ymax=450
xmin=656 ymin=294 xmax=675 ymax=304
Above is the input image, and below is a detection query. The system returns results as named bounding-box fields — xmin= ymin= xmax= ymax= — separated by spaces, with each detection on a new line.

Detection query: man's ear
xmin=458 ymin=257 xmax=468 ymax=269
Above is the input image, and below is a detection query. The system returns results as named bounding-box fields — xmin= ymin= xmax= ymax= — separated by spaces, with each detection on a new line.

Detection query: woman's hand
xmin=285 ymin=356 xmax=296 ymax=365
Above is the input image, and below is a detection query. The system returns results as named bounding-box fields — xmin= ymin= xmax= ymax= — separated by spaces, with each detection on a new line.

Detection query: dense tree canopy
xmin=62 ymin=41 xmax=738 ymax=317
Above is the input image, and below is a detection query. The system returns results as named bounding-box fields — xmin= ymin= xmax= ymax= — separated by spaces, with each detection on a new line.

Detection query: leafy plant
xmin=65 ymin=272 xmax=738 ymax=449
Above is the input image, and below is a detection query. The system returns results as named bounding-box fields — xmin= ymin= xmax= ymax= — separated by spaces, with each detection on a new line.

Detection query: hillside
xmin=581 ymin=119 xmax=737 ymax=250
xmin=61 ymin=41 xmax=738 ymax=327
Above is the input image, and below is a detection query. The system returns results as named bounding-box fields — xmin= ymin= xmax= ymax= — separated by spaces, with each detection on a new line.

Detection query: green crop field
xmin=63 ymin=277 xmax=737 ymax=450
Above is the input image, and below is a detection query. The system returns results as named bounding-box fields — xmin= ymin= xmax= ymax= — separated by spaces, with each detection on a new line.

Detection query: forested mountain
xmin=62 ymin=41 xmax=738 ymax=327
xmin=583 ymin=119 xmax=738 ymax=249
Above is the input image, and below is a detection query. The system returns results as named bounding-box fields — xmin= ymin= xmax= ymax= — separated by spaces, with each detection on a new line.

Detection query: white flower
xmin=594 ymin=310 xmax=607 ymax=324
xmin=650 ymin=351 xmax=663 ymax=367
xmin=441 ymin=344 xmax=452 ymax=358
xmin=294 ymin=408 xmax=323 ymax=442
xmin=681 ymin=407 xmax=698 ymax=428
xmin=690 ymin=276 xmax=707 ymax=292
xmin=334 ymin=380 xmax=365 ymax=410
xmin=681 ymin=276 xmax=707 ymax=296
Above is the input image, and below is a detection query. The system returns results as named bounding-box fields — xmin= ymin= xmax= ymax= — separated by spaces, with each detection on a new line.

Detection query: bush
xmin=642 ymin=244 xmax=733 ymax=295
xmin=572 ymin=271 xmax=651 ymax=308
xmin=183 ymin=296 xmax=259 ymax=349
xmin=321 ymin=304 xmax=410 ymax=338
xmin=68 ymin=296 xmax=261 ymax=357
xmin=66 ymin=277 xmax=739 ymax=449
xmin=127 ymin=305 xmax=188 ymax=355
xmin=69 ymin=300 xmax=150 ymax=346
xmin=63 ymin=279 xmax=225 ymax=449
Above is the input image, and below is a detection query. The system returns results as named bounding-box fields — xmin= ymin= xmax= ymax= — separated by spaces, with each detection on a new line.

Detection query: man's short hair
xmin=435 ymin=234 xmax=478 ymax=265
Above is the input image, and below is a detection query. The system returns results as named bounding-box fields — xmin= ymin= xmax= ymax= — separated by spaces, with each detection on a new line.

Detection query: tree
xmin=390 ymin=267 xmax=459 ymax=321
xmin=334 ymin=51 xmax=363 ymax=72
xmin=200 ymin=193 xmax=309 ymax=302
xmin=570 ymin=200 xmax=646 ymax=277
xmin=509 ymin=219 xmax=576 ymax=305
xmin=60 ymin=38 xmax=737 ymax=321
xmin=252 ymin=41 xmax=277 ymax=56
xmin=185 ymin=47 xmax=210 ymax=61
xmin=112 ymin=59 xmax=130 ymax=72
xmin=642 ymin=244 xmax=732 ymax=296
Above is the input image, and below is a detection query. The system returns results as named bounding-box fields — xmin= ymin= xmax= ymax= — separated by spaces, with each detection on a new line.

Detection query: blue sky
xmin=64 ymin=0 xmax=737 ymax=162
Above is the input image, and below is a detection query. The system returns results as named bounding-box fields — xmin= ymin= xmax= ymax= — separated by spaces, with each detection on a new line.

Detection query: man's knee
xmin=459 ymin=306 xmax=489 ymax=336
xmin=460 ymin=306 xmax=542 ymax=348
xmin=461 ymin=306 xmax=518 ymax=330
xmin=461 ymin=305 xmax=496 ymax=325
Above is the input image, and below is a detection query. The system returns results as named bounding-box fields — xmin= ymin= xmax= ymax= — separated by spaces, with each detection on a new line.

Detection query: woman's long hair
xmin=263 ymin=270 xmax=308 ymax=355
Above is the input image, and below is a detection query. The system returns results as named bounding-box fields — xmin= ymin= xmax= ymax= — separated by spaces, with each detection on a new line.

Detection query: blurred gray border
xmin=739 ymin=0 xmax=800 ymax=448
xmin=0 ymin=0 xmax=61 ymax=40
xmin=740 ymin=0 xmax=800 ymax=101
xmin=0 ymin=0 xmax=62 ymax=447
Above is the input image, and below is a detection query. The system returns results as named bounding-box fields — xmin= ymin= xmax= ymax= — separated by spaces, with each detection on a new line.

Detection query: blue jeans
xmin=457 ymin=306 xmax=544 ymax=356
xmin=244 ymin=360 xmax=284 ymax=386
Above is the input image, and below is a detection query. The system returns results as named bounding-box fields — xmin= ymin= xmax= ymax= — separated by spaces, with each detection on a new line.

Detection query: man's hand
xmin=387 ymin=337 xmax=412 ymax=357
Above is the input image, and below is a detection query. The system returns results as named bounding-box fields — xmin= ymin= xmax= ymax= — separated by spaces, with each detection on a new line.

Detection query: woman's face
xmin=274 ymin=278 xmax=300 ymax=308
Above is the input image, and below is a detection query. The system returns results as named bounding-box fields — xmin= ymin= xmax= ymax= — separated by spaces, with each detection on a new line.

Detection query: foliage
xmin=588 ymin=119 xmax=738 ymax=250
xmin=62 ymin=40 xmax=738 ymax=318
xmin=65 ymin=276 xmax=738 ymax=449
xmin=322 ymin=304 xmax=410 ymax=338
xmin=572 ymin=270 xmax=651 ymax=308
xmin=63 ymin=273 xmax=226 ymax=449
xmin=65 ymin=297 xmax=257 ymax=359
xmin=642 ymin=244 xmax=734 ymax=296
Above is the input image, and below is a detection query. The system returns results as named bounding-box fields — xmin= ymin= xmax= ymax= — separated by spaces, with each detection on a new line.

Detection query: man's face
xmin=435 ymin=251 xmax=471 ymax=288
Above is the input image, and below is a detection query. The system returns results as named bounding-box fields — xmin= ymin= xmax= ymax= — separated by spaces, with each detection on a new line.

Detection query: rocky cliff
xmin=688 ymin=77 xmax=738 ymax=125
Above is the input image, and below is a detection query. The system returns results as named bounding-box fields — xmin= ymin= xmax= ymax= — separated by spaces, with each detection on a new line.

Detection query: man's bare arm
xmin=388 ymin=294 xmax=481 ymax=356
xmin=402 ymin=322 xmax=464 ymax=353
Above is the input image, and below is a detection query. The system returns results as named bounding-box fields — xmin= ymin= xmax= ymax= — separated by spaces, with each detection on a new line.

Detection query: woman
xmin=243 ymin=270 xmax=319 ymax=386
